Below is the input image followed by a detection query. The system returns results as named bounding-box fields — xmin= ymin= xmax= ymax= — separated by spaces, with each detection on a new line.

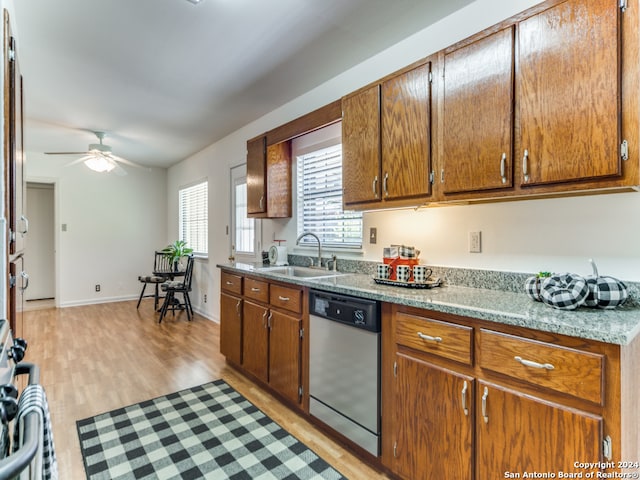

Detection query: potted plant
xmin=162 ymin=240 xmax=193 ymax=271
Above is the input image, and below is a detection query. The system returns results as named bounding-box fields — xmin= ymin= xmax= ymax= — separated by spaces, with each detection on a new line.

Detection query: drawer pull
xmin=461 ymin=381 xmax=469 ymax=416
xmin=482 ymin=387 xmax=489 ymax=423
xmin=417 ymin=332 xmax=442 ymax=343
xmin=225 ymin=281 xmax=234 ymax=286
xmin=251 ymin=287 xmax=261 ymax=292
xmin=278 ymin=296 xmax=290 ymax=302
xmin=514 ymin=356 xmax=555 ymax=370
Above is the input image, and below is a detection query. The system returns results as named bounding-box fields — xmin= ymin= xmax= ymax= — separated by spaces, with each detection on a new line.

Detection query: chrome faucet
xmin=296 ymin=231 xmax=322 ymax=268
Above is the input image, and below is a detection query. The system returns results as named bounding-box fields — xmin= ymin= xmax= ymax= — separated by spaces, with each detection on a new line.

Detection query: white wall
xmin=169 ymin=0 xmax=640 ymax=323
xmin=27 ymin=153 xmax=167 ymax=306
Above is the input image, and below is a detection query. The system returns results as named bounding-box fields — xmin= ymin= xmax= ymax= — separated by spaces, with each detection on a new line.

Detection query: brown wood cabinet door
xmin=443 ymin=27 xmax=514 ymax=194
xmin=518 ymin=0 xmax=620 ymax=186
xmin=381 ymin=63 xmax=431 ymax=200
xmin=342 ymin=85 xmax=381 ymax=206
xmin=242 ymin=300 xmax=269 ymax=382
xmin=266 ymin=142 xmax=292 ymax=218
xmin=476 ymin=381 xmax=603 ymax=479
xmin=268 ymin=310 xmax=301 ymax=405
xmin=219 ymin=293 xmax=242 ymax=365
xmin=247 ymin=136 xmax=266 ymax=215
xmin=393 ymin=353 xmax=473 ymax=480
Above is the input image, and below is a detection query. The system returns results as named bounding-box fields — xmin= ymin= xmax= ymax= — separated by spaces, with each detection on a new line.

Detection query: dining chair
xmin=137 ymin=251 xmax=174 ymax=310
xmin=158 ymin=255 xmax=195 ymax=323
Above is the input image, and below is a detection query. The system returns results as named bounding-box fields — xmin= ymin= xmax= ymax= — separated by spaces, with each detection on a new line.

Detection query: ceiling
xmin=13 ymin=0 xmax=473 ymax=169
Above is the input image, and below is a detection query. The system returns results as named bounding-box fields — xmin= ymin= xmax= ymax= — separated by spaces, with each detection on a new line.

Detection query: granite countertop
xmin=218 ymin=262 xmax=640 ymax=346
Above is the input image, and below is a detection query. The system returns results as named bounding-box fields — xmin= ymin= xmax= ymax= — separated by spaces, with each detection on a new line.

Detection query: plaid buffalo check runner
xmin=77 ymin=379 xmax=346 ymax=480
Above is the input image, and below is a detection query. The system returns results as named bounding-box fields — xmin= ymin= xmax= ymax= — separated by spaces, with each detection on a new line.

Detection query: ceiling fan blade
xmin=112 ymin=163 xmax=128 ymax=176
xmin=64 ymin=155 xmax=94 ymax=167
xmin=108 ymin=154 xmax=142 ymax=168
xmin=45 ymin=151 xmax=89 ymax=155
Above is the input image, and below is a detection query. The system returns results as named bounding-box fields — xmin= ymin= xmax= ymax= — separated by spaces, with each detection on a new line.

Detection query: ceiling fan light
xmin=84 ymin=156 xmax=116 ymax=173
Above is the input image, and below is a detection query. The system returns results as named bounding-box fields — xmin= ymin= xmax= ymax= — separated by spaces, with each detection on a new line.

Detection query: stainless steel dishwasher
xmin=308 ymin=289 xmax=380 ymax=457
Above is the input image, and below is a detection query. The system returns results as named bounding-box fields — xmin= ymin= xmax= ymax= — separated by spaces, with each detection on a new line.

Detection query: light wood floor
xmin=22 ymin=300 xmax=390 ymax=479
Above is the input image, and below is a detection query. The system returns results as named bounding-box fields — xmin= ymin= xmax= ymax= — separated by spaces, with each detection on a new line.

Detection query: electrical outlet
xmin=469 ymin=231 xmax=481 ymax=253
xmin=95 ymin=284 xmax=101 ymax=292
xmin=370 ymin=227 xmax=377 ymax=244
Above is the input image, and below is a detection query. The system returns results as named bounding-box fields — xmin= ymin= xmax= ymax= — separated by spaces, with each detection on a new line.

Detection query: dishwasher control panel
xmin=309 ymin=290 xmax=380 ymax=332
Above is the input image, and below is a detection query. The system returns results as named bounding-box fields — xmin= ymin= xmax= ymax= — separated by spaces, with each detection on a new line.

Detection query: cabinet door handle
xmin=259 ymin=195 xmax=264 ymax=210
xmin=262 ymin=310 xmax=268 ymax=328
xmin=482 ymin=387 xmax=489 ymax=423
xmin=235 ymin=300 xmax=241 ymax=314
xmin=383 ymin=172 xmax=389 ymax=197
xmin=20 ymin=271 xmax=29 ymax=291
xmin=440 ymin=168 xmax=445 ymax=183
xmin=267 ymin=312 xmax=273 ymax=328
xmin=20 ymin=215 xmax=29 ymax=235
xmin=522 ymin=149 xmax=530 ymax=182
xmin=251 ymin=287 xmax=261 ymax=292
xmin=278 ymin=296 xmax=290 ymax=301
xmin=417 ymin=332 xmax=442 ymax=343
xmin=372 ymin=175 xmax=379 ymax=198
xmin=514 ymin=356 xmax=555 ymax=370
xmin=461 ymin=380 xmax=469 ymax=416
xmin=500 ymin=153 xmax=507 ymax=184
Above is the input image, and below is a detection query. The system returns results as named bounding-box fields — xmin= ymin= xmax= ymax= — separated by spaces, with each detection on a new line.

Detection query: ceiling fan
xmin=45 ymin=131 xmax=140 ymax=175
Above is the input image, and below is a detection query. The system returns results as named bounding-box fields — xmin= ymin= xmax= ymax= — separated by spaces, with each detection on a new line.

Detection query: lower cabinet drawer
xmin=221 ymin=271 xmax=242 ymax=295
xmin=270 ymin=284 xmax=302 ymax=313
xmin=245 ymin=278 xmax=269 ymax=303
xmin=396 ymin=312 xmax=473 ymax=365
xmin=478 ymin=329 xmax=605 ymax=405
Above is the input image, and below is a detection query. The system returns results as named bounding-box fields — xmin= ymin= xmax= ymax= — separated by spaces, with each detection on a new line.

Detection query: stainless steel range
xmin=308 ymin=290 xmax=381 ymax=457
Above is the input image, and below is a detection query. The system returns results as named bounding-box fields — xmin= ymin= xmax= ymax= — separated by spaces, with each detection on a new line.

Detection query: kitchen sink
xmin=256 ymin=265 xmax=346 ymax=279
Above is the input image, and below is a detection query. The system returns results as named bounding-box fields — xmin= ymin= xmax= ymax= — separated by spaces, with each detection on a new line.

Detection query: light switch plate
xmin=469 ymin=231 xmax=481 ymax=253
xmin=370 ymin=227 xmax=377 ymax=244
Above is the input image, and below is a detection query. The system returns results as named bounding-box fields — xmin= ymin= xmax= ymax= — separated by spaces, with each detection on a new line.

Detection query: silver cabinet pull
xmin=235 ymin=300 xmax=241 ymax=314
xmin=482 ymin=387 xmax=489 ymax=423
xmin=383 ymin=172 xmax=389 ymax=197
xmin=440 ymin=168 xmax=445 ymax=183
xmin=20 ymin=271 xmax=29 ymax=291
xmin=225 ymin=281 xmax=234 ymax=286
xmin=267 ymin=312 xmax=273 ymax=328
xmin=262 ymin=310 xmax=268 ymax=328
xmin=20 ymin=215 xmax=29 ymax=235
xmin=372 ymin=175 xmax=379 ymax=198
xmin=251 ymin=287 xmax=261 ymax=292
xmin=259 ymin=195 xmax=264 ymax=210
xmin=417 ymin=332 xmax=442 ymax=343
xmin=500 ymin=153 xmax=507 ymax=184
xmin=278 ymin=296 xmax=290 ymax=301
xmin=514 ymin=356 xmax=555 ymax=370
xmin=523 ymin=149 xmax=529 ymax=182
xmin=461 ymin=380 xmax=469 ymax=416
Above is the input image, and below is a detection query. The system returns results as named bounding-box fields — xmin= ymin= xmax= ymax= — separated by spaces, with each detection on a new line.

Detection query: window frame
xmin=230 ymin=164 xmax=261 ymax=262
xmin=178 ymin=179 xmax=208 ymax=257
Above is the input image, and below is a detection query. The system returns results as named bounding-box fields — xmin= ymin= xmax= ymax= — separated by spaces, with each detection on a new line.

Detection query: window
xmin=297 ymin=143 xmax=363 ymax=248
xmin=230 ymin=164 xmax=260 ymax=258
xmin=233 ymin=179 xmax=255 ymax=254
xmin=179 ymin=180 xmax=208 ymax=256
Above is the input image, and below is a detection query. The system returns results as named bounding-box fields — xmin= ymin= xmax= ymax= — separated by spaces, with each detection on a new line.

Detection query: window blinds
xmin=297 ymin=145 xmax=362 ymax=248
xmin=179 ymin=180 xmax=208 ymax=255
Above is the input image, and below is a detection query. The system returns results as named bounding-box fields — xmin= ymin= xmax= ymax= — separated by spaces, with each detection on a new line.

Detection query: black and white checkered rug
xmin=77 ymin=379 xmax=347 ymax=480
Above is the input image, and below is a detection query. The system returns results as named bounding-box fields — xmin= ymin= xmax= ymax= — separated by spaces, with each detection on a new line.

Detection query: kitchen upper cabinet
xmin=342 ymin=62 xmax=432 ymax=208
xmin=381 ymin=63 xmax=431 ymax=201
xmin=476 ymin=381 xmax=603 ymax=479
xmin=4 ymin=12 xmax=26 ymax=256
xmin=342 ymin=85 xmax=381 ymax=206
xmin=246 ymin=136 xmax=292 ymax=218
xmin=517 ymin=0 xmax=621 ymax=187
xmin=442 ymin=27 xmax=514 ymax=194
xmin=393 ymin=353 xmax=473 ymax=480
